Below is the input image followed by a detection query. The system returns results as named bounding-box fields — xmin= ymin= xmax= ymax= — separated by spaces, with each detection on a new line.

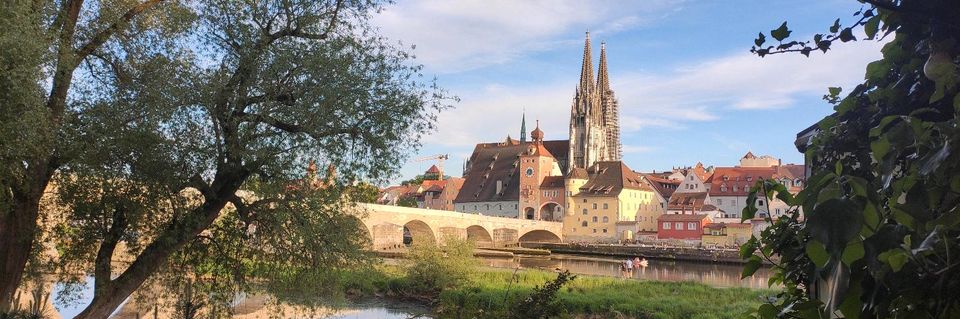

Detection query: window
xmin=581 ymin=221 xmax=588 ymax=227
xmin=758 ymin=200 xmax=764 ymax=206
xmin=593 ymin=229 xmax=597 ymax=233
xmin=602 ymin=228 xmax=608 ymax=233
xmin=720 ymin=186 xmax=726 ymax=192
xmin=592 ymin=216 xmax=598 ymax=222
xmin=663 ymin=222 xmax=671 ymax=229
xmin=775 ymin=208 xmax=781 ymax=215
xmin=582 ymin=209 xmax=587 ymax=215
xmin=593 ymin=203 xmax=597 ymax=209
xmin=688 ymin=222 xmax=697 ymax=230
xmin=602 ymin=216 xmax=609 ymax=223
xmin=603 ymin=203 xmax=608 ymax=209
xmin=498 ymin=204 xmax=502 ymax=210
xmin=485 ymin=204 xmax=489 ymax=210
xmin=583 ymin=199 xmax=587 ymax=203
xmin=525 ymin=167 xmax=534 ymax=177
xmin=675 ymin=222 xmax=683 ymax=230
xmin=716 ymin=199 xmax=722 ymax=205
xmin=572 ymin=228 xmax=577 ymax=232
xmin=746 ymin=176 xmax=752 ymax=182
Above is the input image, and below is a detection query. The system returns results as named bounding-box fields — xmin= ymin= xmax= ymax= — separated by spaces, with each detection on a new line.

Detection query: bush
xmin=510 ymin=270 xmax=577 ymax=319
xmin=399 ymin=238 xmax=476 ymax=298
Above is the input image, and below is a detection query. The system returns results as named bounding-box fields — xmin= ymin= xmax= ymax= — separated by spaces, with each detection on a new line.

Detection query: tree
xmin=741 ymin=1 xmax=960 ymax=317
xmin=401 ymin=173 xmax=450 ymax=186
xmin=27 ymin=0 xmax=453 ymax=317
xmin=0 ymin=0 xmax=172 ymax=309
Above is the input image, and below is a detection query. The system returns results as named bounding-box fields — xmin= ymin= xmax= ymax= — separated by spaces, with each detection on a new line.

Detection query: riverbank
xmin=523 ymin=243 xmax=758 ymax=264
xmin=342 ymin=265 xmax=773 ymax=318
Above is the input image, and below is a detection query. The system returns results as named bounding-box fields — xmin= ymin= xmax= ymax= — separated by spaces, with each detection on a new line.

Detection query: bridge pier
xmin=493 ymin=228 xmax=519 ymax=246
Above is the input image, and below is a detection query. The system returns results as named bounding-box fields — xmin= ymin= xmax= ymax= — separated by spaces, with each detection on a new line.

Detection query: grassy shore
xmin=336 ymin=265 xmax=773 ymax=319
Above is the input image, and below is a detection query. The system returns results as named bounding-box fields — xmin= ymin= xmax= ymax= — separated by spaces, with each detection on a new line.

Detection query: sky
xmin=372 ymin=0 xmax=887 ymax=184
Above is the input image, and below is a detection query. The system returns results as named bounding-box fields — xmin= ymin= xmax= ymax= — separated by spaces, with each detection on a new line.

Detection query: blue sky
xmin=373 ymin=0 xmax=886 ymax=183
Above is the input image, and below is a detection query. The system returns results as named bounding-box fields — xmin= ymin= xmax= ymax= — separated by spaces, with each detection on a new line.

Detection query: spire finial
xmin=578 ymin=32 xmax=595 ymax=94
xmin=598 ymin=40 xmax=610 ymax=93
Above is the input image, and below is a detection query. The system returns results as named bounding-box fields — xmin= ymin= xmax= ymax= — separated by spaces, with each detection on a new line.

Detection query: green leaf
xmin=754 ymin=32 xmax=766 ymax=47
xmin=758 ymin=304 xmax=778 ymax=318
xmin=806 ymin=240 xmax=830 ymax=268
xmin=878 ymin=249 xmax=909 ymax=272
xmin=808 ymin=198 xmax=864 ymax=255
xmin=954 ymin=92 xmax=960 ymax=113
xmin=870 ymin=137 xmax=890 ymax=162
xmin=740 ymin=236 xmax=758 ymax=259
xmin=865 ymin=59 xmax=889 ymax=82
xmin=864 ymin=16 xmax=880 ymax=39
xmin=838 ymin=278 xmax=863 ymax=319
xmin=771 ymin=21 xmax=791 ymax=41
xmin=842 ymin=240 xmax=865 ymax=265
xmin=839 ymin=28 xmax=856 ymax=42
xmin=742 ymin=255 xmax=762 ymax=279
xmin=830 ymin=19 xmax=841 ymax=33
xmin=828 ymin=87 xmax=842 ymax=96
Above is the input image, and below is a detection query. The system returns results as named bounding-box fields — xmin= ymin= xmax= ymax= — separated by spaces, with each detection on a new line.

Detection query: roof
xmin=658 ymin=214 xmax=710 ymax=222
xmin=576 ymin=161 xmax=654 ymax=196
xmin=568 ymin=167 xmax=589 ymax=179
xmin=540 ymin=176 xmax=565 ymax=188
xmin=455 ymin=139 xmax=569 ymax=203
xmin=425 ymin=165 xmax=441 ymax=174
xmin=706 ymin=165 xmax=805 ymax=196
xmin=641 ymin=174 xmax=680 ymax=199
xmin=668 ymin=192 xmax=709 ymax=211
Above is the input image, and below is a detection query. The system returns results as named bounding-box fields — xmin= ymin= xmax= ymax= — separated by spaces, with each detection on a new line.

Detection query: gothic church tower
xmin=568 ymin=32 xmax=621 ymax=171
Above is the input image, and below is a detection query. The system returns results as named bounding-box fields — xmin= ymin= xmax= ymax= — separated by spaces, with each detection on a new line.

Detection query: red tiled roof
xmin=706 ymin=165 xmax=805 ymax=196
xmin=641 ymin=174 xmax=680 ymax=198
xmin=455 ymin=139 xmax=569 ymax=203
xmin=426 ymin=165 xmax=441 ymax=174
xmin=540 ymin=176 xmax=565 ymax=188
xmin=668 ymin=192 xmax=709 ymax=211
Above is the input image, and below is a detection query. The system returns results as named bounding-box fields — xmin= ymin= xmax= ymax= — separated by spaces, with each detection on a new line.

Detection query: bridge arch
xmin=518 ymin=229 xmax=561 ymax=243
xmin=403 ymin=220 xmax=436 ymax=246
xmin=465 ymin=225 xmax=493 ymax=245
xmin=538 ymin=202 xmax=563 ymax=221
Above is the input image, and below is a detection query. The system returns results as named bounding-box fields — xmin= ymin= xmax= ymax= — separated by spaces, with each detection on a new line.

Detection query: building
xmin=454 ymin=32 xmax=624 ymax=220
xmin=657 ymin=214 xmax=711 ymax=241
xmin=420 ymin=177 xmax=464 ymax=211
xmin=701 ymin=222 xmax=753 ymax=247
xmin=704 ymin=153 xmax=806 ymax=219
xmin=568 ymin=33 xmax=621 ymax=171
xmin=562 ymin=161 xmax=658 ymax=243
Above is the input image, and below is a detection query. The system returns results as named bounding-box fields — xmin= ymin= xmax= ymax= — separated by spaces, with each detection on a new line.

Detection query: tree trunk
xmin=0 ymin=165 xmax=51 ymax=309
xmin=74 ymin=187 xmax=237 ymax=319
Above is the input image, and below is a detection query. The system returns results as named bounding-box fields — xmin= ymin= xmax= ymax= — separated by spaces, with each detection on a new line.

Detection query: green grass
xmin=340 ymin=265 xmax=774 ymax=318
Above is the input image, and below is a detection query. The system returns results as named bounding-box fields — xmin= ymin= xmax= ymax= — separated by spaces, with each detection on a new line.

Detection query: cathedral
xmin=453 ymin=32 xmax=631 ymax=221
xmin=569 ymin=32 xmax=622 ymax=171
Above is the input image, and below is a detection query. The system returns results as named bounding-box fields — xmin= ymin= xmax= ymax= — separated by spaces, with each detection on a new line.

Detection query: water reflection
xmin=481 ymin=254 xmax=774 ymax=289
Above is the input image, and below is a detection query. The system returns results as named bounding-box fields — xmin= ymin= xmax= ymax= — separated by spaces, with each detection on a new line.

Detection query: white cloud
xmin=622 ymin=145 xmax=657 ymax=154
xmin=420 ymin=38 xmax=886 ymax=151
xmin=374 ymin=0 xmax=685 ymax=73
xmin=616 ymin=35 xmax=887 ymax=120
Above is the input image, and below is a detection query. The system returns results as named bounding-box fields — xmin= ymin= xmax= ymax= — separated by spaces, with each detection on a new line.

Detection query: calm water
xmin=479 ymin=253 xmax=774 ymax=289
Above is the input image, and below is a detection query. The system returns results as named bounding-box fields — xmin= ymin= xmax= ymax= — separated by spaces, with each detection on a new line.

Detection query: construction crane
xmin=415 ymin=154 xmax=449 ymax=180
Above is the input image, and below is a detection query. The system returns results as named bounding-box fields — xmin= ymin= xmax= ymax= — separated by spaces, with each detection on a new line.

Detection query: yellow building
xmin=563 ymin=161 xmax=658 ymax=243
xmin=701 ymin=222 xmax=753 ymax=247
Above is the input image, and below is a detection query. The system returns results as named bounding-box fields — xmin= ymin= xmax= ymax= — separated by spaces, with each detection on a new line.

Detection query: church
xmin=452 ymin=33 xmax=657 ymax=241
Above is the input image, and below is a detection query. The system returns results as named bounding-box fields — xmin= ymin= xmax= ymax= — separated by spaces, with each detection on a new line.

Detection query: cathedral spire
xmin=578 ymin=32 xmax=594 ymax=94
xmin=597 ymin=42 xmax=610 ymax=94
xmin=520 ymin=109 xmax=527 ymax=142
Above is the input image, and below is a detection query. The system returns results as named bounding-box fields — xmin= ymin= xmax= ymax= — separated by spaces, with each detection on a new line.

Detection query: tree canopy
xmin=3 ymin=0 xmax=454 ymax=317
xmin=741 ymin=0 xmax=960 ymax=318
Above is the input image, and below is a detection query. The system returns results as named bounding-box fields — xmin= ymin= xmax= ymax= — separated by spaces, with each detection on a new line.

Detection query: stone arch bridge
xmin=355 ymin=203 xmax=563 ymax=249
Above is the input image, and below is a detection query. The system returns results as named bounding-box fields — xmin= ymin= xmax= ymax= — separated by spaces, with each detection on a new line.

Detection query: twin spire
xmin=577 ymin=32 xmax=611 ymax=95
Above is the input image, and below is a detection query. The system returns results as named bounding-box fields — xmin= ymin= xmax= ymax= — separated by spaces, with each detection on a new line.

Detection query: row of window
xmin=458 ymin=203 xmax=519 ymax=211
xmin=542 ymin=190 xmax=561 ymax=197
xmin=662 ymin=222 xmax=699 ymax=230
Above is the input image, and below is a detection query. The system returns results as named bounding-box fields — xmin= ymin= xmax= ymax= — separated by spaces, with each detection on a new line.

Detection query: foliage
xmin=26 ymin=0 xmax=456 ymax=317
xmin=742 ymin=1 xmax=960 ymax=318
xmin=400 ymin=174 xmax=450 ymax=186
xmin=509 ymin=270 xmax=577 ymax=319
xmin=396 ymin=238 xmax=476 ymax=298
xmin=345 ymin=182 xmax=381 ymax=203
xmin=397 ymin=196 xmax=419 ymax=208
